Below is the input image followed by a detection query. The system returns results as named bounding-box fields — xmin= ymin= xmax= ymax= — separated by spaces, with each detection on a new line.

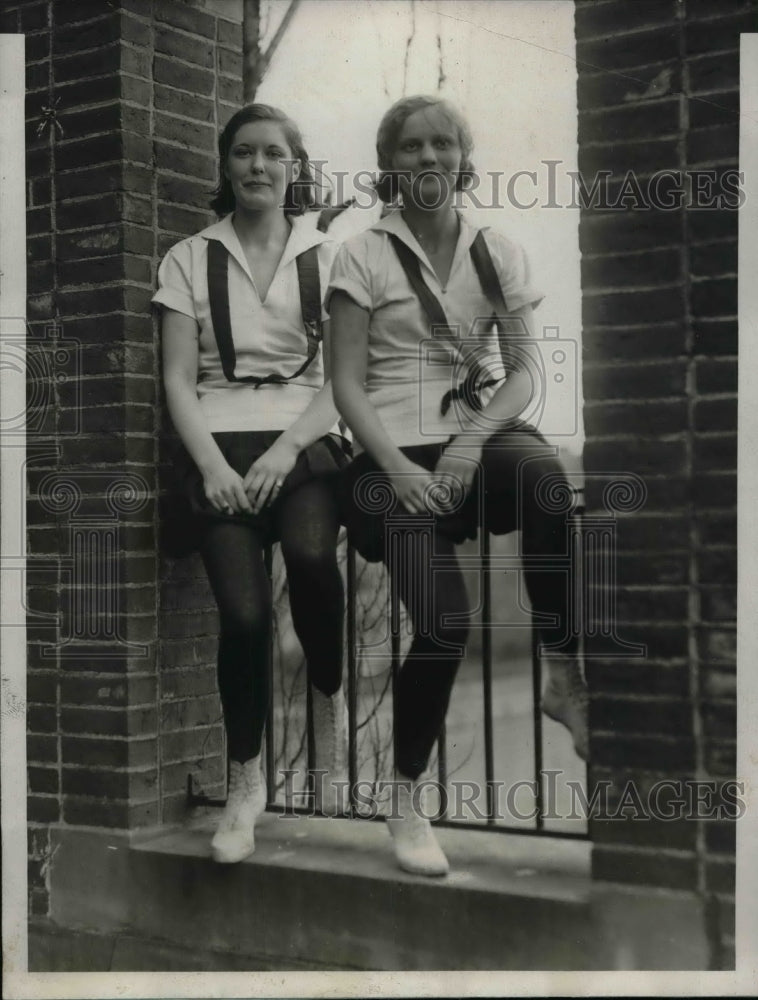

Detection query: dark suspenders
xmin=206 ymin=238 xmax=322 ymax=387
xmin=387 ymin=230 xmax=513 ymax=415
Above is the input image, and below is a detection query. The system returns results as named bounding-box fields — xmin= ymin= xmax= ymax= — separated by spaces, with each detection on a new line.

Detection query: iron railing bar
xmin=532 ymin=626 xmax=545 ymax=832
xmin=264 ymin=543 xmax=275 ymax=807
xmin=346 ymin=542 xmax=358 ymax=812
xmin=481 ymin=531 xmax=496 ymax=826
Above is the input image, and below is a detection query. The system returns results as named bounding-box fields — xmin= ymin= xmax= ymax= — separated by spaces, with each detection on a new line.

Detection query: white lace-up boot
xmin=311 ymin=686 xmax=348 ymax=816
xmin=385 ymin=778 xmax=449 ymax=877
xmin=541 ymin=656 xmax=589 ymax=761
xmin=210 ymin=755 xmax=267 ymax=864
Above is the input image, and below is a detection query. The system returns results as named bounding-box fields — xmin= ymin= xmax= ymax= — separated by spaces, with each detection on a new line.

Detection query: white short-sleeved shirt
xmin=326 ymin=210 xmax=543 ymax=449
xmin=153 ymin=214 xmax=337 ymax=433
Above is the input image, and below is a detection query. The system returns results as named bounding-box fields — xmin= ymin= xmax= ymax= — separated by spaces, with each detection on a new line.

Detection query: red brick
xmin=690 ymin=276 xmax=737 ymax=318
xmin=28 ymin=795 xmax=60 ymax=824
xmin=583 ymin=287 xmax=685 ymax=326
xmin=586 ymin=661 xmax=689 ymax=697
xmin=154 ymin=84 xmax=214 ymax=124
xmin=584 ymin=437 xmax=686 ymax=477
xmin=27 ymin=734 xmax=58 ymax=764
xmin=616 ymin=587 xmax=689 ymax=622
xmin=579 ymin=209 xmax=684 ymax=254
xmin=577 ymin=27 xmax=680 ymax=74
xmin=218 ymin=75 xmax=243 ymax=105
xmin=153 ymin=54 xmax=215 ymax=96
xmin=705 ymin=741 xmax=736 ymax=777
xmin=52 ymin=45 xmax=120 ymax=83
xmin=617 ymin=548 xmax=689 ymax=585
xmin=693 ymin=472 xmax=736 ymax=508
xmin=53 ymin=14 xmax=123 ymax=53
xmin=694 ymin=433 xmax=736 ymax=472
xmin=592 ymin=846 xmax=697 ymax=890
xmin=578 ymin=138 xmax=679 ymax=178
xmin=687 ymin=53 xmax=740 ymax=94
xmin=698 ymin=628 xmax=736 ymax=664
xmin=591 ymin=694 xmax=691 ymax=734
xmin=706 ymin=859 xmax=736 ymax=895
xmin=578 ymin=98 xmax=680 ymax=145
xmin=687 ymin=125 xmax=739 ymax=166
xmin=28 ymin=766 xmax=59 ymax=795
xmin=62 ymin=796 xmax=158 ymax=828
xmin=689 ymin=207 xmax=738 ymax=242
xmin=583 ymin=360 xmax=687 ymax=400
xmin=689 ymin=239 xmax=738 ymax=279
xmin=581 ymin=248 xmax=681 ymax=290
xmin=154 ymin=141 xmax=217 ymax=182
xmin=584 ymin=400 xmax=688 ymax=438
xmin=575 ymin=1 xmax=679 ymax=37
xmin=54 ymin=75 xmax=120 ymax=112
xmin=161 ymin=694 xmax=222 ymax=731
xmin=30 ymin=176 xmax=53 ymax=206
xmin=591 ymin=733 xmax=696 ymax=771
xmin=218 ymin=47 xmax=242 ymax=77
xmin=158 ymin=203 xmax=212 ymax=236
xmin=685 ymin=11 xmax=757 ymax=56
xmin=62 ymin=767 xmax=158 ymax=799
xmin=161 ymin=726 xmax=223 ymax=763
xmin=699 ymin=586 xmax=736 ymax=622
xmin=155 ymin=112 xmax=215 ymax=152
xmin=697 ymin=547 xmax=737 ymax=584
xmin=694 ymin=397 xmax=737 ymax=432
xmin=161 ymin=666 xmax=218 ymax=700
xmin=155 ymin=0 xmax=216 ymax=39
xmin=20 ymin=3 xmax=46 ymax=31
xmin=702 ymin=666 xmax=736 ymax=699
xmin=155 ymin=24 xmax=214 ymax=68
xmin=55 ymin=131 xmax=151 ymax=172
xmin=25 ymin=31 xmax=51 ymax=62
xmin=688 ymin=91 xmax=739 ymax=130
xmin=693 ymin=319 xmax=737 ymax=356
xmin=27 ymin=672 xmax=58 ymax=704
xmin=157 ymin=174 xmax=214 ymax=210
xmin=58 ymin=103 xmax=150 ymax=143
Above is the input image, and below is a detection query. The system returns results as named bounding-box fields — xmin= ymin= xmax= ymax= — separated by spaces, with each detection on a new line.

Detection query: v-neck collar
xmin=371 ymin=209 xmax=483 ymax=287
xmin=198 ymin=213 xmax=330 ymax=294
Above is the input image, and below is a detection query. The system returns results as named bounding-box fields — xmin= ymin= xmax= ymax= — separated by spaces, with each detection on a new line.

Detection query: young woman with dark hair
xmin=329 ymin=95 xmax=587 ymax=877
xmin=154 ymin=104 xmax=347 ymax=864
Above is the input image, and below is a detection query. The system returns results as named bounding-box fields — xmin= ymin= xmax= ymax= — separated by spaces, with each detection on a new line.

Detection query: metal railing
xmin=187 ymin=494 xmax=589 ymax=842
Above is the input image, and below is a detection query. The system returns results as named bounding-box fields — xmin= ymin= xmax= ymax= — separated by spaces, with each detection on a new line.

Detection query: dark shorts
xmin=339 ymin=423 xmax=554 ymax=563
xmin=164 ymin=431 xmax=350 ymax=555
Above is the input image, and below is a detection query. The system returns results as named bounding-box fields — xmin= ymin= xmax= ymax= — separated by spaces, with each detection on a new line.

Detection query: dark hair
xmin=374 ymin=95 xmax=476 ymax=204
xmin=210 ymin=103 xmax=316 ymax=217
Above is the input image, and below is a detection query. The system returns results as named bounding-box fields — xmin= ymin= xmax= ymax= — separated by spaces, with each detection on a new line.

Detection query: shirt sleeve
xmin=487 ymin=232 xmax=544 ymax=312
xmin=152 ymin=240 xmax=197 ymax=319
xmin=316 ymin=238 xmax=340 ymax=323
xmin=325 ymin=237 xmax=373 ymax=314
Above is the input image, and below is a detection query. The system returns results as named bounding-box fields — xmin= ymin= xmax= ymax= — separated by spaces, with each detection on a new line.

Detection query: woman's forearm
xmin=277 ymin=380 xmax=341 ymax=452
xmin=333 ymin=379 xmax=409 ymax=472
xmin=164 ymin=376 xmax=227 ymax=475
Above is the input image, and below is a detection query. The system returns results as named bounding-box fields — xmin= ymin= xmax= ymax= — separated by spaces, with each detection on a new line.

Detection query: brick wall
xmin=5 ymin=0 xmax=245 ymax=916
xmin=575 ymin=0 xmax=751 ymax=969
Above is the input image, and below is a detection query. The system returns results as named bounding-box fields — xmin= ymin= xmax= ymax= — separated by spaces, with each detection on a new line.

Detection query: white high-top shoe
xmin=311 ymin=686 xmax=348 ymax=816
xmin=541 ymin=657 xmax=589 ymax=761
xmin=210 ymin=755 xmax=267 ymax=864
xmin=385 ymin=779 xmax=449 ymax=877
